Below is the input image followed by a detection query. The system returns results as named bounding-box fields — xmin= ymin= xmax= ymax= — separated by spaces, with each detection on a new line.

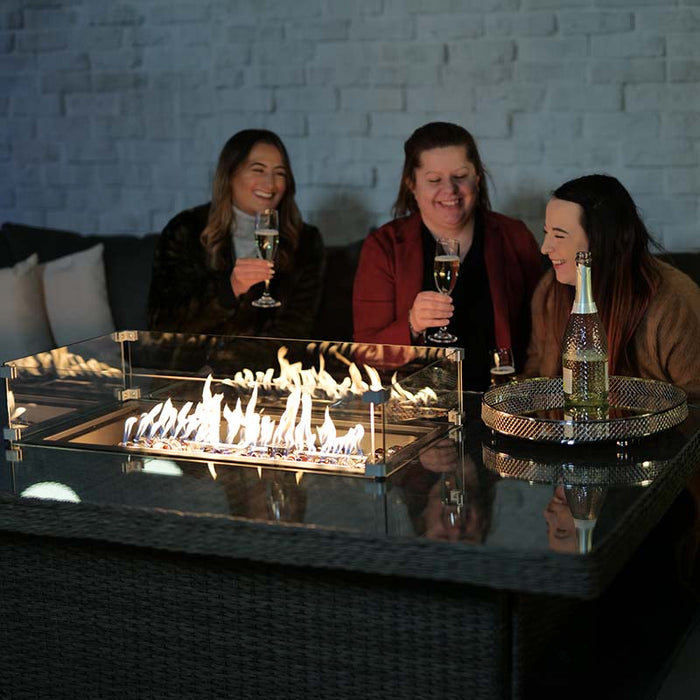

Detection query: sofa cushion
xmin=0 ymin=253 xmax=54 ymax=363
xmin=99 ymin=233 xmax=159 ymax=330
xmin=43 ymin=243 xmax=115 ymax=346
xmin=0 ymin=222 xmax=158 ymax=331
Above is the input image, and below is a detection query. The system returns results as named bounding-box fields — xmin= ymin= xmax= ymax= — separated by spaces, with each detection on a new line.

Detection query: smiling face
xmin=230 ymin=142 xmax=287 ymax=216
xmin=408 ymin=145 xmax=480 ymax=237
xmin=541 ymin=197 xmax=590 ymax=286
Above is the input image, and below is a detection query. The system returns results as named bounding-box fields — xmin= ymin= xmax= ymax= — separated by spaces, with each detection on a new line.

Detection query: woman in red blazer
xmin=352 ymin=122 xmax=543 ymax=389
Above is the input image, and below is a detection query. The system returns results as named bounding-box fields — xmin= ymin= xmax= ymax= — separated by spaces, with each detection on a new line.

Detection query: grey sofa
xmin=1 ymin=219 xmax=698 ymax=378
xmin=0 ymin=221 xmax=364 ymax=341
xmin=2 ymin=220 xmax=697 ymax=347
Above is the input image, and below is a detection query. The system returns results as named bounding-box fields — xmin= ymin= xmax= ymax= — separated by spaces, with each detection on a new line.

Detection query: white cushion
xmin=0 ymin=254 xmax=54 ymax=362
xmin=43 ymin=243 xmax=115 ymax=347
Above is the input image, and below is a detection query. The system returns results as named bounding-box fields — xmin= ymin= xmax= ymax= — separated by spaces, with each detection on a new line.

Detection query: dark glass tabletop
xmin=3 ymin=393 xmax=698 ymax=559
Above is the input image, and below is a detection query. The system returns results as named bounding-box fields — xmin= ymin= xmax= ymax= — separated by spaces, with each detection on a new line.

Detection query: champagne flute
xmin=489 ymin=347 xmax=516 ymax=386
xmin=427 ymin=238 xmax=460 ymax=344
xmin=252 ymin=208 xmax=281 ymax=308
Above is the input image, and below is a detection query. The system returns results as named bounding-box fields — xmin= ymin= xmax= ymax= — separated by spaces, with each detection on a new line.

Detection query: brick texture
xmin=0 ymin=0 xmax=697 ymax=250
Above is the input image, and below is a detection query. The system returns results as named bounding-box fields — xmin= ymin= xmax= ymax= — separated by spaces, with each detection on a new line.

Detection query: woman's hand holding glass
xmin=252 ymin=208 xmax=281 ymax=308
xmin=408 ymin=292 xmax=454 ymax=337
xmin=427 ymin=237 xmax=460 ymax=344
xmin=230 ymin=257 xmax=274 ymax=298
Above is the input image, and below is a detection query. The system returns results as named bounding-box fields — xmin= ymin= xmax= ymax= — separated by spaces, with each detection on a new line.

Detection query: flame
xmin=223 ymin=399 xmax=243 ymax=443
xmin=364 ymin=364 xmax=383 ymax=391
xmin=316 ymin=406 xmax=336 ymax=450
xmin=122 ymin=374 xmax=366 ymax=466
xmin=118 ymin=345 xmax=440 ymax=472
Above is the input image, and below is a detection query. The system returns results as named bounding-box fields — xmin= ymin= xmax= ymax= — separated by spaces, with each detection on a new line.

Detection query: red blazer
xmin=352 ymin=211 xmax=543 ymax=371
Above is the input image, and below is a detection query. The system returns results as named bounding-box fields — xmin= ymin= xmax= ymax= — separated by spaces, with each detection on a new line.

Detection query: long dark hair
xmin=548 ymin=174 xmax=661 ymax=374
xmin=392 ymin=122 xmax=491 ymax=218
xmin=201 ymin=129 xmax=303 ymax=271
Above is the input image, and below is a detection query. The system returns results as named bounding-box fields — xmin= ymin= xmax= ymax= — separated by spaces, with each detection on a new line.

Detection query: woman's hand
xmin=230 ymin=258 xmax=274 ymax=298
xmin=408 ymin=291 xmax=453 ymax=334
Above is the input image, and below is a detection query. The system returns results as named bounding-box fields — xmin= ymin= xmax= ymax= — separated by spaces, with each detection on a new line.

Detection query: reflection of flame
xmin=13 ymin=347 xmax=122 ymax=378
xmin=390 ymin=372 xmax=438 ymax=405
xmin=121 ymin=376 xmax=366 ymax=468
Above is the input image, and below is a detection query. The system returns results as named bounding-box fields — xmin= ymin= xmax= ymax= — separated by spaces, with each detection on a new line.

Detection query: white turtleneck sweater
xmin=231 ymin=206 xmax=258 ymax=260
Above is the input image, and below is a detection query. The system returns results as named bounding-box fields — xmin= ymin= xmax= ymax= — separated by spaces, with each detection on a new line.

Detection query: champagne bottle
xmin=562 ymin=251 xmax=609 ymax=412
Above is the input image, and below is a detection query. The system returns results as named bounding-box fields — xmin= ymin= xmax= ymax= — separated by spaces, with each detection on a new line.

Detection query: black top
xmin=421 ymin=211 xmax=495 ymax=391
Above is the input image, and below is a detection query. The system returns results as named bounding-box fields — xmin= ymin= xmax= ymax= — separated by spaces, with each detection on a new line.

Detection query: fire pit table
xmin=1 ymin=333 xmax=698 ymax=699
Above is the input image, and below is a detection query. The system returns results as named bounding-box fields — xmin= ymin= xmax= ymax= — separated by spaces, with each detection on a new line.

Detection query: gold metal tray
xmin=481 ymin=376 xmax=688 ymax=444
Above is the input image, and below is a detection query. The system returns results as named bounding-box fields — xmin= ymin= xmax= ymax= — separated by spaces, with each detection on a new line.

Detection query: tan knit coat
xmin=525 ymin=260 xmax=700 ymax=401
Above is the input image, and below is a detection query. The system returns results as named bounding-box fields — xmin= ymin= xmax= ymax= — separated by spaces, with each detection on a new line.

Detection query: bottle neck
xmin=572 ymin=262 xmax=597 ymax=314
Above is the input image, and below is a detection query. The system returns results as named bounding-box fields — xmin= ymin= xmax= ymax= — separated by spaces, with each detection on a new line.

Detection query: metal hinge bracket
xmin=5 ymin=447 xmax=22 ymax=462
xmin=122 ymin=459 xmax=144 ymax=474
xmin=0 ymin=365 xmax=18 ymax=379
xmin=448 ymin=348 xmax=465 ymax=362
xmin=115 ymin=387 xmax=141 ymax=401
xmin=3 ymin=427 xmax=21 ymax=441
xmin=111 ymin=330 xmax=138 ymax=342
xmin=448 ymin=409 xmax=463 ymax=426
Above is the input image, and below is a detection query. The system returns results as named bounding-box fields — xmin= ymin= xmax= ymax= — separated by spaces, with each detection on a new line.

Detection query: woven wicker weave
xmin=0 ymin=398 xmax=698 ymax=699
xmin=0 ymin=530 xmax=509 ymax=699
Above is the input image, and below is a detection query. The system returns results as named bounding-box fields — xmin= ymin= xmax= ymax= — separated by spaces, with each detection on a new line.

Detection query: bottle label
xmin=563 ymin=367 xmax=573 ymax=394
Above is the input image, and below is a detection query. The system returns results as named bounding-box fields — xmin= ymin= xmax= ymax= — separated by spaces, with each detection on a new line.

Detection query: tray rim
xmin=481 ymin=376 xmax=688 ymax=444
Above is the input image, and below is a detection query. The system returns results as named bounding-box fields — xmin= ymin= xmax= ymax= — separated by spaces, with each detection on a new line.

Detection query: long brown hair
xmin=392 ymin=121 xmax=491 ymax=218
xmin=547 ymin=174 xmax=661 ymax=374
xmin=201 ymin=129 xmax=303 ymax=271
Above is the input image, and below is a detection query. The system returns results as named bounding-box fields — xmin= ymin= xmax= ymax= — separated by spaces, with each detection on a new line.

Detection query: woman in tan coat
xmin=525 ymin=174 xmax=700 ymax=401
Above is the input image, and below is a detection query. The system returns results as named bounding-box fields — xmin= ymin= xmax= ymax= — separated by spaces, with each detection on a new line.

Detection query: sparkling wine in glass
xmin=252 ymin=208 xmax=281 ymax=308
xmin=489 ymin=347 xmax=516 ymax=386
xmin=427 ymin=238 xmax=460 ymax=344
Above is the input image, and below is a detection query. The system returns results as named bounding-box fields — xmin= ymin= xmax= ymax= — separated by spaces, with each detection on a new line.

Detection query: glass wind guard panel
xmin=4 ymin=334 xmax=127 ymax=438
xmin=4 ymin=332 xmax=463 ymax=480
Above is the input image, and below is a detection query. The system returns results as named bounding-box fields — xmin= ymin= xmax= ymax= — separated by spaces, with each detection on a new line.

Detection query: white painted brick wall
xmin=0 ymin=0 xmax=698 ymax=250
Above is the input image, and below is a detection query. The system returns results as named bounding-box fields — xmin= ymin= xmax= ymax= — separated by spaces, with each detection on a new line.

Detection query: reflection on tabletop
xmin=544 ymin=484 xmax=607 ymax=554
xmin=407 ymin=436 xmax=497 ymax=544
xmin=6 ymin=396 xmax=693 ymax=558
